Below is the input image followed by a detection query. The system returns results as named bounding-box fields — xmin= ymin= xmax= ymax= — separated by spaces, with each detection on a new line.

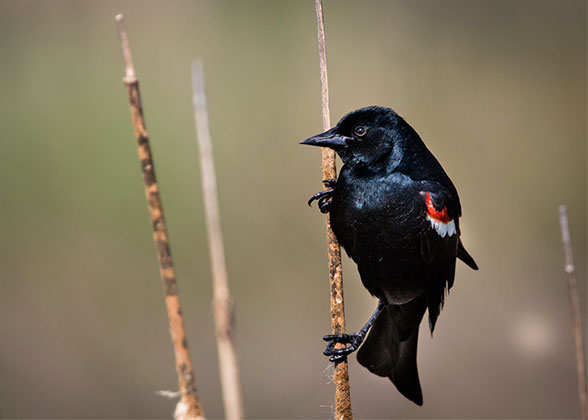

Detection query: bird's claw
xmin=318 ymin=197 xmax=332 ymax=213
xmin=322 ymin=332 xmax=365 ymax=362
xmin=307 ymin=190 xmax=331 ymax=206
xmin=308 ymin=188 xmax=334 ymax=213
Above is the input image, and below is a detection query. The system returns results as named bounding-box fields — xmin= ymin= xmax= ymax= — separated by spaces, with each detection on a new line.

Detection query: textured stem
xmin=314 ymin=1 xmax=353 ymax=419
xmin=558 ymin=205 xmax=587 ymax=420
xmin=115 ymin=14 xmax=205 ymax=420
xmin=191 ymin=59 xmax=244 ymax=420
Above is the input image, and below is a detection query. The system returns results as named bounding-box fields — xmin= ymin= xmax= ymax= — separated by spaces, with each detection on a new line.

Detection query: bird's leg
xmin=323 ymin=301 xmax=384 ymax=362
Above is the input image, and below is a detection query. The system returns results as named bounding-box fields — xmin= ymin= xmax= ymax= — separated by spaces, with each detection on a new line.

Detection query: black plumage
xmin=301 ymin=106 xmax=477 ymax=406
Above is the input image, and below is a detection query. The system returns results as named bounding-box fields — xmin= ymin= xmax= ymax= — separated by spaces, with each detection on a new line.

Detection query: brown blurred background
xmin=0 ymin=0 xmax=586 ymax=418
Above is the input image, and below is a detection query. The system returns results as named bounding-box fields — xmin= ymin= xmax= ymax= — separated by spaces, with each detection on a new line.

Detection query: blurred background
xmin=0 ymin=0 xmax=586 ymax=418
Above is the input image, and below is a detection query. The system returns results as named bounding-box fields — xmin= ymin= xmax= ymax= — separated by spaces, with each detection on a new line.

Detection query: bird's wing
xmin=417 ymin=181 xmax=460 ymax=332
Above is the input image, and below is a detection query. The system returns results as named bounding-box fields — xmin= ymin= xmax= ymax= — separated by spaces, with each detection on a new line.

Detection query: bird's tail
xmin=357 ymin=296 xmax=427 ymax=406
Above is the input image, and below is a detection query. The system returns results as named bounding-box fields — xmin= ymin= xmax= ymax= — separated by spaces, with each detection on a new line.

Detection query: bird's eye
xmin=353 ymin=126 xmax=367 ymax=138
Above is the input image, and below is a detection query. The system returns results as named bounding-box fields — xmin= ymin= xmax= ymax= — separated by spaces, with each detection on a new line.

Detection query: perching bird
xmin=301 ymin=106 xmax=477 ymax=406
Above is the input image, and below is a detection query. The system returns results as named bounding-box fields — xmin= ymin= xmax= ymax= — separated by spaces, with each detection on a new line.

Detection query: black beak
xmin=300 ymin=128 xmax=350 ymax=149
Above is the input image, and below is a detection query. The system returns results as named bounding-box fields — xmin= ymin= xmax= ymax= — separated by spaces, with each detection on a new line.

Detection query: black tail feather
xmin=357 ymin=297 xmax=427 ymax=406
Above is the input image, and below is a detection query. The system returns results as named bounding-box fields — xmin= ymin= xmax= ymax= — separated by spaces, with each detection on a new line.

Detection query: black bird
xmin=301 ymin=106 xmax=477 ymax=406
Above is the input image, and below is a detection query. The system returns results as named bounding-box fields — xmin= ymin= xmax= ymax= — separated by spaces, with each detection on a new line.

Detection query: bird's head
xmin=300 ymin=106 xmax=407 ymax=166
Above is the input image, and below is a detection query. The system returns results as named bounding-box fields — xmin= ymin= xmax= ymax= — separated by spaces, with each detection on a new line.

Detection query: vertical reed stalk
xmin=558 ymin=205 xmax=587 ymax=420
xmin=314 ymin=1 xmax=353 ymax=419
xmin=114 ymin=14 xmax=205 ymax=420
xmin=191 ymin=59 xmax=244 ymax=420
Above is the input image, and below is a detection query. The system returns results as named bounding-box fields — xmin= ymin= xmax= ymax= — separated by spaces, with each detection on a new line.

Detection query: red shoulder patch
xmin=425 ymin=192 xmax=452 ymax=223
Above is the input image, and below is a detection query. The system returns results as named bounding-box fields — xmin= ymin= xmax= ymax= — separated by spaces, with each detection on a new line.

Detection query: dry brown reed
xmin=314 ymin=1 xmax=353 ymax=419
xmin=114 ymin=14 xmax=205 ymax=420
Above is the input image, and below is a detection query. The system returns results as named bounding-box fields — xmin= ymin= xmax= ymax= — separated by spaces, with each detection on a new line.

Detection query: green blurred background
xmin=0 ymin=0 xmax=586 ymax=418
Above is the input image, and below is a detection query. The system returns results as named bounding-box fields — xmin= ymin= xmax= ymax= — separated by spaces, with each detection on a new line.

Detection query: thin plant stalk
xmin=191 ymin=59 xmax=244 ymax=420
xmin=314 ymin=1 xmax=353 ymax=419
xmin=558 ymin=205 xmax=587 ymax=420
xmin=114 ymin=14 xmax=205 ymax=420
